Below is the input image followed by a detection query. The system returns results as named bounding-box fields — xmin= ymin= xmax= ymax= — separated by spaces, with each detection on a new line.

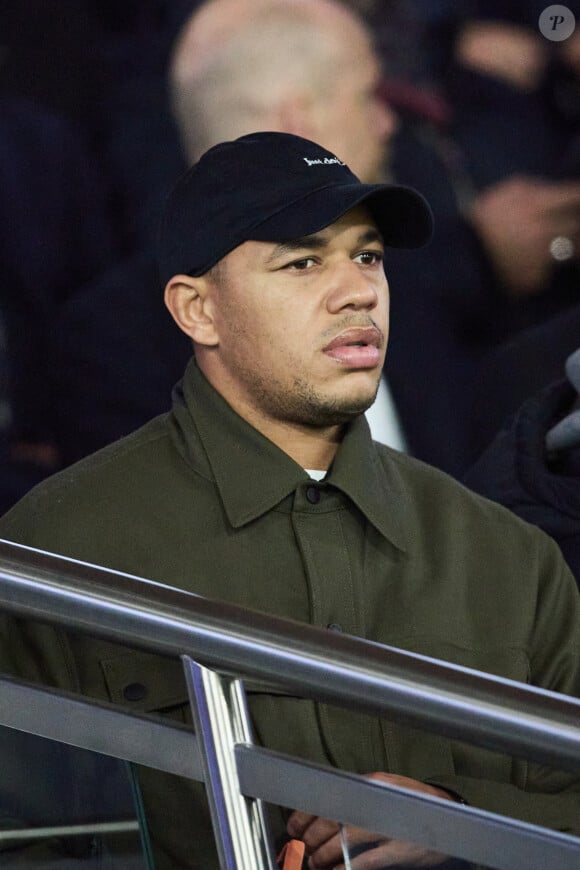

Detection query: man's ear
xmin=164 ymin=274 xmax=219 ymax=346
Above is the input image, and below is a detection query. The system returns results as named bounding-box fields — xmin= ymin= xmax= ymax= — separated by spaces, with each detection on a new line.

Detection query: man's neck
xmin=264 ymin=421 xmax=342 ymax=470
xmin=242 ymin=411 xmax=342 ymax=470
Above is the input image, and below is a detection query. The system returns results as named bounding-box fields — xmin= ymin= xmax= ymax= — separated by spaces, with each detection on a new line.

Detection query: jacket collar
xmin=176 ymin=359 xmax=408 ymax=551
xmin=328 ymin=413 xmax=409 ymax=552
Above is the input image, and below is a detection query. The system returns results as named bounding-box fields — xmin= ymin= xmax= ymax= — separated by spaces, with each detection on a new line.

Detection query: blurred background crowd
xmin=0 ymin=0 xmax=579 ymax=560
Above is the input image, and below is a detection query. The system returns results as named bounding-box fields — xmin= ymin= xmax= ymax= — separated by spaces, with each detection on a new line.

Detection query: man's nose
xmin=326 ymin=261 xmax=380 ymax=312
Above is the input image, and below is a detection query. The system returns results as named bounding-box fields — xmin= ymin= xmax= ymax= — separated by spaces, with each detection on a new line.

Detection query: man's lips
xmin=322 ymin=326 xmax=383 ymax=368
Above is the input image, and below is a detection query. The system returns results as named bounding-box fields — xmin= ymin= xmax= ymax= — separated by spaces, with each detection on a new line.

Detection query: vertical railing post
xmin=182 ymin=656 xmax=276 ymax=870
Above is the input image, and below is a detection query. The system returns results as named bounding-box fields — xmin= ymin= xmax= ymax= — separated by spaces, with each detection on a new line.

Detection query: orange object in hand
xmin=277 ymin=838 xmax=306 ymax=869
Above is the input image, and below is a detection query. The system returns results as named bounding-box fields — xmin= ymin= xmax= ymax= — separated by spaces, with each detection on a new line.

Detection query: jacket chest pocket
xmin=100 ymin=651 xmax=191 ymax=723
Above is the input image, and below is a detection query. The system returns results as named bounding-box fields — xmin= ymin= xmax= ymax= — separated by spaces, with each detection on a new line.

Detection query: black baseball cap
xmin=158 ymin=131 xmax=433 ymax=283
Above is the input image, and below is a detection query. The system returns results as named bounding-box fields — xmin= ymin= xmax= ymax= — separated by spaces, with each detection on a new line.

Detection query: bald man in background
xmin=170 ymin=0 xmax=395 ymax=180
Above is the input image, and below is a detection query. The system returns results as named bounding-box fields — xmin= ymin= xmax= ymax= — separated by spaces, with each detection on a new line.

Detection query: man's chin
xmin=301 ymin=391 xmax=378 ymax=427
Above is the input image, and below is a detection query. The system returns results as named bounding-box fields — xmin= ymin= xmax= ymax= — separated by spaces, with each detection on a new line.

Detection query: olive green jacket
xmin=0 ymin=359 xmax=578 ymax=868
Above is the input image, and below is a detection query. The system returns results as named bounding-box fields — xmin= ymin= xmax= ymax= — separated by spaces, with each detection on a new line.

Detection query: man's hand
xmin=468 ymin=177 xmax=580 ymax=297
xmin=286 ymin=772 xmax=457 ymax=868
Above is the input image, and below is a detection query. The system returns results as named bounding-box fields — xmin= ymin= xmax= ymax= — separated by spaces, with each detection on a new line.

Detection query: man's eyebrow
xmin=357 ymin=228 xmax=384 ymax=247
xmin=264 ymin=227 xmax=384 ymax=265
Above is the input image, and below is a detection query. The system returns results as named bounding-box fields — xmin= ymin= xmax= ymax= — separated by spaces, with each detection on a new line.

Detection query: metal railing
xmin=0 ymin=538 xmax=578 ymax=869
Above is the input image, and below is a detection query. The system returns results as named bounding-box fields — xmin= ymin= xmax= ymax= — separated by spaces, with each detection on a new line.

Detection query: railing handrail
xmin=0 ymin=538 xmax=579 ymax=773
xmin=0 ymin=676 xmax=578 ymax=870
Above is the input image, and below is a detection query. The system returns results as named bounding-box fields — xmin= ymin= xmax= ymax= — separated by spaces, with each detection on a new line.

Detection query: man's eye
xmin=355 ymin=251 xmax=383 ymax=265
xmin=286 ymin=257 xmax=317 ymax=270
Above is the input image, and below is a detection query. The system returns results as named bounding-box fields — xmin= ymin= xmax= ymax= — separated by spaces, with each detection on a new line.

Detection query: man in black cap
xmin=0 ymin=132 xmax=579 ymax=869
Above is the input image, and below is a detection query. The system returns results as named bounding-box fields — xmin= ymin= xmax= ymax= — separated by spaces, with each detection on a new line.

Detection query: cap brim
xmin=250 ymin=182 xmax=433 ymax=250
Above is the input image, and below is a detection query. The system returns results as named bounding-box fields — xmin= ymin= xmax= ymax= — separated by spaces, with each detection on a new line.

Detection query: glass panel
xmin=0 ymin=726 xmax=152 ymax=868
xmin=339 ymin=824 xmax=491 ymax=870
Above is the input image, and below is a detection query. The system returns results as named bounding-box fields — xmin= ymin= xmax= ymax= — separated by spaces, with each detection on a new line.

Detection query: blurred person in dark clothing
xmin=388 ymin=0 xmax=580 ymax=355
xmin=334 ymin=1 xmax=580 ymax=484
xmin=465 ymin=350 xmax=580 ymax=586
xmin=0 ymin=97 xmax=118 ymax=509
xmin=468 ymin=304 xmax=580 ymax=460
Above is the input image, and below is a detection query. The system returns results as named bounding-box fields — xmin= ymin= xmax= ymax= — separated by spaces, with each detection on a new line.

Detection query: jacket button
xmin=123 ymin=682 xmax=148 ymax=702
xmin=327 ymin=623 xmax=343 ymax=632
xmin=306 ymin=485 xmax=321 ymax=504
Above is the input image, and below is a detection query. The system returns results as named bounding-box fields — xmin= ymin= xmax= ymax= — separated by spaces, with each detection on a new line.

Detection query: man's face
xmin=200 ymin=206 xmax=389 ymax=430
xmin=315 ymin=29 xmax=396 ymax=183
